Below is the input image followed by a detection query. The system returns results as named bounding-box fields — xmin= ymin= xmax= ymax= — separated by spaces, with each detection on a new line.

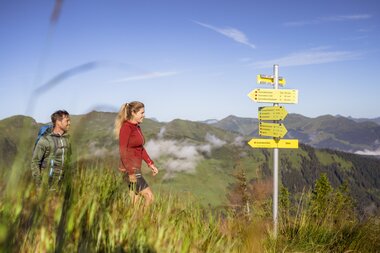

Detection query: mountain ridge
xmin=1 ymin=111 xmax=379 ymax=215
xmin=212 ymin=114 xmax=380 ymax=155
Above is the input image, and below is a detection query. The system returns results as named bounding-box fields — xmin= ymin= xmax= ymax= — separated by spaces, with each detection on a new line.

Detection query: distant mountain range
xmin=1 ymin=112 xmax=379 ymax=216
xmin=211 ymin=114 xmax=380 ymax=155
xmin=348 ymin=116 xmax=380 ymax=125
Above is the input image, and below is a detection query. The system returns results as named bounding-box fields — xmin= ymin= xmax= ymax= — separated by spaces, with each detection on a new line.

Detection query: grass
xmin=156 ymin=159 xmax=233 ymax=207
xmin=0 ymin=165 xmax=242 ymax=252
xmin=0 ymin=162 xmax=379 ymax=252
xmin=315 ymin=150 xmax=354 ymax=170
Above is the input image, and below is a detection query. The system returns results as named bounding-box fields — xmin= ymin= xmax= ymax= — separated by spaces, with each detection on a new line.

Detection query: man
xmin=31 ymin=110 xmax=71 ymax=190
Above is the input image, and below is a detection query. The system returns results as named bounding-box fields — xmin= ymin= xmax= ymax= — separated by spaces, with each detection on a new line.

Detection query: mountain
xmin=348 ymin=116 xmax=380 ymax=125
xmin=0 ymin=115 xmax=38 ymax=170
xmin=212 ymin=114 xmax=380 ymax=154
xmin=0 ymin=112 xmax=379 ymax=216
xmin=212 ymin=115 xmax=259 ymax=136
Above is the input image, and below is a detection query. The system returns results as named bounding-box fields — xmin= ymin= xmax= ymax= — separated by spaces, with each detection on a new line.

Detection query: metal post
xmin=273 ymin=64 xmax=279 ymax=238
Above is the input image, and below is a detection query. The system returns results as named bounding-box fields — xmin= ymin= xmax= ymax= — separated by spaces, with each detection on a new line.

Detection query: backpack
xmin=33 ymin=124 xmax=53 ymax=152
xmin=33 ymin=124 xmax=61 ymax=181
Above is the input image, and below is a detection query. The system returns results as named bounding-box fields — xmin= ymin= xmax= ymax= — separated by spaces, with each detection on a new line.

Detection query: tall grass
xmin=267 ymin=183 xmax=380 ymax=253
xmin=0 ymin=165 xmax=244 ymax=252
xmin=0 ymin=166 xmax=379 ymax=252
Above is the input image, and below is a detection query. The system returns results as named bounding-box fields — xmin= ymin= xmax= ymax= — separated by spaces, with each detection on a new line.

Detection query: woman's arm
xmin=142 ymin=147 xmax=154 ymax=167
xmin=142 ymin=148 xmax=158 ymax=176
xmin=119 ymin=124 xmax=134 ymax=175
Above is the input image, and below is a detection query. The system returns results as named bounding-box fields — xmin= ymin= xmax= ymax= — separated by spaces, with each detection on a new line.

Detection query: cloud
xmin=110 ymin=71 xmax=178 ymax=83
xmin=164 ymin=159 xmax=200 ymax=174
xmin=321 ymin=14 xmax=372 ymax=21
xmin=144 ymin=128 xmax=227 ymax=177
xmin=193 ymin=21 xmax=256 ymax=49
xmin=355 ymin=147 xmax=380 ymax=156
xmin=284 ymin=14 xmax=371 ymax=27
xmin=145 ymin=138 xmax=203 ymax=176
xmin=233 ymin=136 xmax=245 ymax=147
xmin=252 ymin=48 xmax=362 ymax=68
xmin=205 ymin=133 xmax=226 ymax=148
xmin=157 ymin=127 xmax=166 ymax=139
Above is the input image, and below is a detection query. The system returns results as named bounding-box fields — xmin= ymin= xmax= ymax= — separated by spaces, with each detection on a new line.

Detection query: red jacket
xmin=119 ymin=121 xmax=154 ymax=175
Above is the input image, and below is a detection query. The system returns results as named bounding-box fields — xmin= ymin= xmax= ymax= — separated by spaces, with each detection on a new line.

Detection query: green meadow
xmin=1 ymin=164 xmax=379 ymax=252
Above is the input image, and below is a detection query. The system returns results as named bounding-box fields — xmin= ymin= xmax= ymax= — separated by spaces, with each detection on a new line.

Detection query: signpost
xmin=248 ymin=138 xmax=298 ymax=149
xmin=247 ymin=65 xmax=299 ymax=238
xmin=248 ymin=89 xmax=298 ymax=104
xmin=259 ymin=122 xmax=287 ymax=138
xmin=257 ymin=74 xmax=286 ymax=86
xmin=258 ymin=106 xmax=288 ymax=121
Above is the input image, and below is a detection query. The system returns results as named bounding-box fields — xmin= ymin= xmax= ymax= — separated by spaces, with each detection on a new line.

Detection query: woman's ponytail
xmin=114 ymin=101 xmax=145 ymax=139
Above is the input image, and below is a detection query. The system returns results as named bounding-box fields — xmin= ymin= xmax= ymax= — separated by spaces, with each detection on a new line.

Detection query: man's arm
xmin=31 ymin=138 xmax=48 ymax=187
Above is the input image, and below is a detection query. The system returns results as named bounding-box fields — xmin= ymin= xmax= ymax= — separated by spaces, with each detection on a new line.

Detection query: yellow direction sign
xmin=248 ymin=138 xmax=298 ymax=149
xmin=257 ymin=75 xmax=286 ymax=86
xmin=259 ymin=122 xmax=287 ymax=138
xmin=248 ymin=89 xmax=298 ymax=104
xmin=259 ymin=106 xmax=288 ymax=121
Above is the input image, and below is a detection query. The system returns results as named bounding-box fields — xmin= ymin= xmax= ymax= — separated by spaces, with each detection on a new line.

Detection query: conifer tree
xmin=310 ymin=173 xmax=333 ymax=222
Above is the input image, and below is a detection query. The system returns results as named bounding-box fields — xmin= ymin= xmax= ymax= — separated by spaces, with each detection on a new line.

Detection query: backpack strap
xmin=48 ymin=135 xmax=59 ymax=178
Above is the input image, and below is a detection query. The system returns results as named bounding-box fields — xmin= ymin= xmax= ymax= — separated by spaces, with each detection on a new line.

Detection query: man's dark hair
xmin=51 ymin=110 xmax=69 ymax=126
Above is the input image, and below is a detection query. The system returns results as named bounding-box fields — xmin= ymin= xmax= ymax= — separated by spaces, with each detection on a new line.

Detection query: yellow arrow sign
xmin=259 ymin=122 xmax=287 ymax=138
xmin=259 ymin=106 xmax=288 ymax=121
xmin=257 ymin=74 xmax=286 ymax=86
xmin=248 ymin=89 xmax=298 ymax=104
xmin=248 ymin=138 xmax=298 ymax=149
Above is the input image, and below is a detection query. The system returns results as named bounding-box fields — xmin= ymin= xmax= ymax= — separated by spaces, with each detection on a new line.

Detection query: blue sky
xmin=0 ymin=0 xmax=379 ymax=123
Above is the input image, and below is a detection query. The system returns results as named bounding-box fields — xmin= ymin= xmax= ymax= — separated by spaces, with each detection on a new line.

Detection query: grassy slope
xmin=1 ymin=164 xmax=379 ymax=252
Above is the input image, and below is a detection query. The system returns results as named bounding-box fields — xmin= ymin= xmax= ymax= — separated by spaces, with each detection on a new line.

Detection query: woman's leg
xmin=129 ymin=190 xmax=140 ymax=205
xmin=139 ymin=187 xmax=154 ymax=206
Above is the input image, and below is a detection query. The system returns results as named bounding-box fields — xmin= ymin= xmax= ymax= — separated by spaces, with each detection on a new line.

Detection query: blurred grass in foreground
xmin=0 ymin=165 xmax=379 ymax=252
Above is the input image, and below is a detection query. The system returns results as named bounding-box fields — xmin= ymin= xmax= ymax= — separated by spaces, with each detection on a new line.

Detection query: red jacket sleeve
xmin=142 ymin=147 xmax=154 ymax=166
xmin=119 ymin=124 xmax=134 ymax=175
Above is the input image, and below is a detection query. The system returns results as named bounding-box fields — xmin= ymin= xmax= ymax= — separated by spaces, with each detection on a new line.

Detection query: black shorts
xmin=125 ymin=170 xmax=149 ymax=194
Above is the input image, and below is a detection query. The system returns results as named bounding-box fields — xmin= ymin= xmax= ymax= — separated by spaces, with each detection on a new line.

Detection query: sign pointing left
xmin=248 ymin=89 xmax=298 ymax=104
xmin=248 ymin=138 xmax=298 ymax=149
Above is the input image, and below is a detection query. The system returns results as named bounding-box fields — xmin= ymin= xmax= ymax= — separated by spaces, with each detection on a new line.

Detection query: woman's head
xmin=114 ymin=101 xmax=145 ymax=138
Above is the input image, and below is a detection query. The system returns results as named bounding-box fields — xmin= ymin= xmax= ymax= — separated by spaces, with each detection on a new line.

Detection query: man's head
xmin=51 ymin=110 xmax=71 ymax=133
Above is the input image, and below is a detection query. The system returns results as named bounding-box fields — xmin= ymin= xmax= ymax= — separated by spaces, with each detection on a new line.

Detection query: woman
xmin=114 ymin=101 xmax=159 ymax=205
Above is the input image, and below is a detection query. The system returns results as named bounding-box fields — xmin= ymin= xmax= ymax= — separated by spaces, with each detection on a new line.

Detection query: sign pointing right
xmin=259 ymin=106 xmax=288 ymax=121
xmin=259 ymin=122 xmax=288 ymax=138
xmin=257 ymin=74 xmax=286 ymax=86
